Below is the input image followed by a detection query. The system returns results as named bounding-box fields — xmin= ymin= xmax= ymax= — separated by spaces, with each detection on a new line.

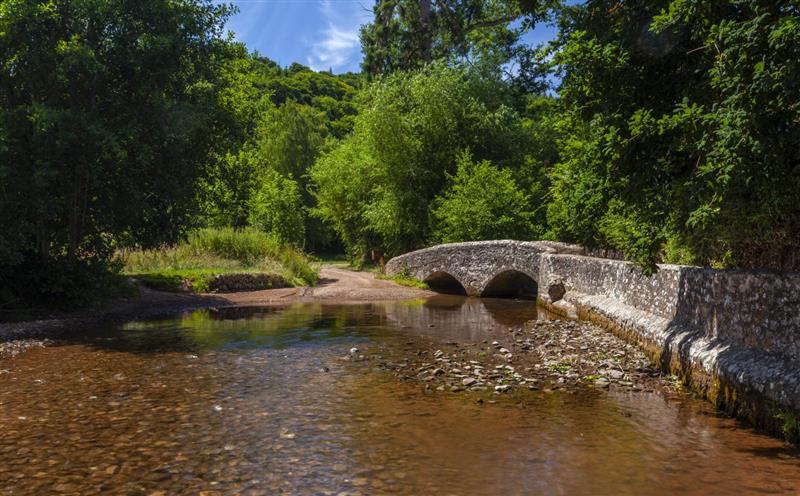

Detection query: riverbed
xmin=1 ymin=297 xmax=799 ymax=494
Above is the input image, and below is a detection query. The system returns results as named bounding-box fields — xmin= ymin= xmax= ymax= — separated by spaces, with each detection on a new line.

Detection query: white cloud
xmin=309 ymin=24 xmax=360 ymax=70
xmin=307 ymin=0 xmax=371 ymax=72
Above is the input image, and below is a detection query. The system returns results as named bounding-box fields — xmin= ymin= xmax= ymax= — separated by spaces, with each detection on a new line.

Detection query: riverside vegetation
xmin=1 ymin=0 xmax=799 ymax=308
xmin=119 ymin=228 xmax=319 ymax=293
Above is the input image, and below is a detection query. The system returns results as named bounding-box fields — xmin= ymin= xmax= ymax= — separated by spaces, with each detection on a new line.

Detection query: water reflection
xmin=0 ymin=298 xmax=798 ymax=494
xmin=96 ymin=296 xmax=545 ymax=353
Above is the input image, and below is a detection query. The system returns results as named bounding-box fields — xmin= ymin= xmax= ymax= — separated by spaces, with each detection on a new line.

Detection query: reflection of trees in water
xmin=423 ymin=294 xmax=469 ymax=310
xmin=108 ymin=298 xmax=548 ymax=355
xmin=117 ymin=304 xmax=390 ymax=353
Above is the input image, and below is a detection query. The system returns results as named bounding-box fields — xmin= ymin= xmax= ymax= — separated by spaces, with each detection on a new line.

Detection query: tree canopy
xmin=0 ymin=0 xmax=234 ymax=303
xmin=3 ymin=0 xmax=799 ymax=305
xmin=547 ymin=0 xmax=800 ymax=271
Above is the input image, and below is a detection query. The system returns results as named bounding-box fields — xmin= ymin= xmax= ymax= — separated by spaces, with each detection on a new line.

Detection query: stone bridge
xmin=385 ymin=240 xmax=581 ymax=298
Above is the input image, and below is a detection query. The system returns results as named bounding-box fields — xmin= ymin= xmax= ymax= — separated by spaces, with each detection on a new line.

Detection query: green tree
xmin=248 ymin=169 xmax=306 ymax=247
xmin=198 ymin=54 xmax=360 ymax=238
xmin=308 ymin=137 xmax=380 ymax=260
xmin=360 ymin=0 xmax=553 ymax=79
xmin=547 ymin=0 xmax=800 ymax=271
xmin=251 ymin=101 xmax=327 ymax=184
xmin=433 ymin=152 xmax=536 ymax=242
xmin=310 ymin=63 xmax=544 ymax=259
xmin=0 ymin=0 xmax=233 ymax=303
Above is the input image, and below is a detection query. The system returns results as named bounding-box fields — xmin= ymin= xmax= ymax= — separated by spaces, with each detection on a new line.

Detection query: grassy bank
xmin=120 ymin=228 xmax=319 ymax=292
xmin=375 ymin=272 xmax=429 ymax=290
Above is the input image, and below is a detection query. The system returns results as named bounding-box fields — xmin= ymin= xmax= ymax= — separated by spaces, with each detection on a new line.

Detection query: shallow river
xmin=1 ymin=297 xmax=799 ymax=495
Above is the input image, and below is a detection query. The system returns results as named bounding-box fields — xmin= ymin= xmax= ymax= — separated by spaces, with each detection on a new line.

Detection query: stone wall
xmin=387 ymin=241 xmax=800 ymax=438
xmin=539 ymin=253 xmax=800 ymax=435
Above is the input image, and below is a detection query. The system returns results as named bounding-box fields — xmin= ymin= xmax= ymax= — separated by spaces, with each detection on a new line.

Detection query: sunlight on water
xmin=1 ymin=298 xmax=798 ymax=494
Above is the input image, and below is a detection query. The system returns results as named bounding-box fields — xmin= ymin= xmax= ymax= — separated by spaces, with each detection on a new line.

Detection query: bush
xmin=432 ymin=152 xmax=536 ymax=243
xmin=0 ymin=0 xmax=234 ymax=307
xmin=547 ymin=1 xmax=800 ymax=271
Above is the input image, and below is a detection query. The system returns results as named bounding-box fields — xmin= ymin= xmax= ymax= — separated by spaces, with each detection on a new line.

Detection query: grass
xmin=346 ymin=260 xmax=429 ymax=290
xmin=775 ymin=409 xmax=800 ymax=442
xmin=310 ymin=253 xmax=350 ymax=267
xmin=375 ymin=272 xmax=429 ymax=290
xmin=549 ymin=361 xmax=573 ymax=374
xmin=119 ymin=228 xmax=319 ymax=292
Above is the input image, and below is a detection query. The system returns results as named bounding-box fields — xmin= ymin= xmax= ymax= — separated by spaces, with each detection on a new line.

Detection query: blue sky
xmin=219 ymin=0 xmax=559 ymax=74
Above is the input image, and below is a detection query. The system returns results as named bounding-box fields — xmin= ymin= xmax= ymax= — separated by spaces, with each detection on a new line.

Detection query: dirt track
xmin=194 ymin=266 xmax=432 ymax=305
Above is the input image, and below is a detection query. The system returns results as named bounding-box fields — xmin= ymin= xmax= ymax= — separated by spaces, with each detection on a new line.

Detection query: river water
xmin=1 ymin=298 xmax=799 ymax=495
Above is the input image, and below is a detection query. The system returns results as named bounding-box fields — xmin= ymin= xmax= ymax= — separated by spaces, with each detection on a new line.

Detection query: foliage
xmin=775 ymin=408 xmax=800 ymax=443
xmin=0 ymin=0 xmax=234 ymax=305
xmin=310 ymin=63 xmax=546 ymax=260
xmin=267 ymin=65 xmax=362 ymax=139
xmin=248 ymin=169 xmax=306 ymax=247
xmin=360 ymin=0 xmax=554 ymax=94
xmin=432 ymin=152 xmax=537 ymax=242
xmin=198 ymin=60 xmax=350 ymax=251
xmin=122 ymin=228 xmax=319 ymax=287
xmin=250 ymin=102 xmax=328 ymax=183
xmin=6 ymin=0 xmax=800 ymax=307
xmin=547 ymin=0 xmax=800 ymax=272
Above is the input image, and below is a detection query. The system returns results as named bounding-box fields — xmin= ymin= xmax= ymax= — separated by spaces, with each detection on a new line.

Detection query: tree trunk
xmin=419 ymin=0 xmax=432 ymax=60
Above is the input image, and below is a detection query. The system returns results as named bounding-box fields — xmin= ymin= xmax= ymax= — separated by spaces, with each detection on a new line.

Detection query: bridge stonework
xmin=385 ymin=240 xmax=581 ymax=297
xmin=386 ymin=240 xmax=800 ymax=439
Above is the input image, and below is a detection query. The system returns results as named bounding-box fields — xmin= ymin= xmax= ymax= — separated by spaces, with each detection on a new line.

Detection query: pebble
xmin=608 ymin=369 xmax=625 ymax=380
xmin=358 ymin=313 xmax=670 ymax=406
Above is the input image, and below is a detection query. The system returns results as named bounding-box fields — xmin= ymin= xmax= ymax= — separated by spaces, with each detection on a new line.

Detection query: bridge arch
xmin=423 ymin=271 xmax=468 ymax=295
xmin=481 ymin=270 xmax=538 ymax=299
